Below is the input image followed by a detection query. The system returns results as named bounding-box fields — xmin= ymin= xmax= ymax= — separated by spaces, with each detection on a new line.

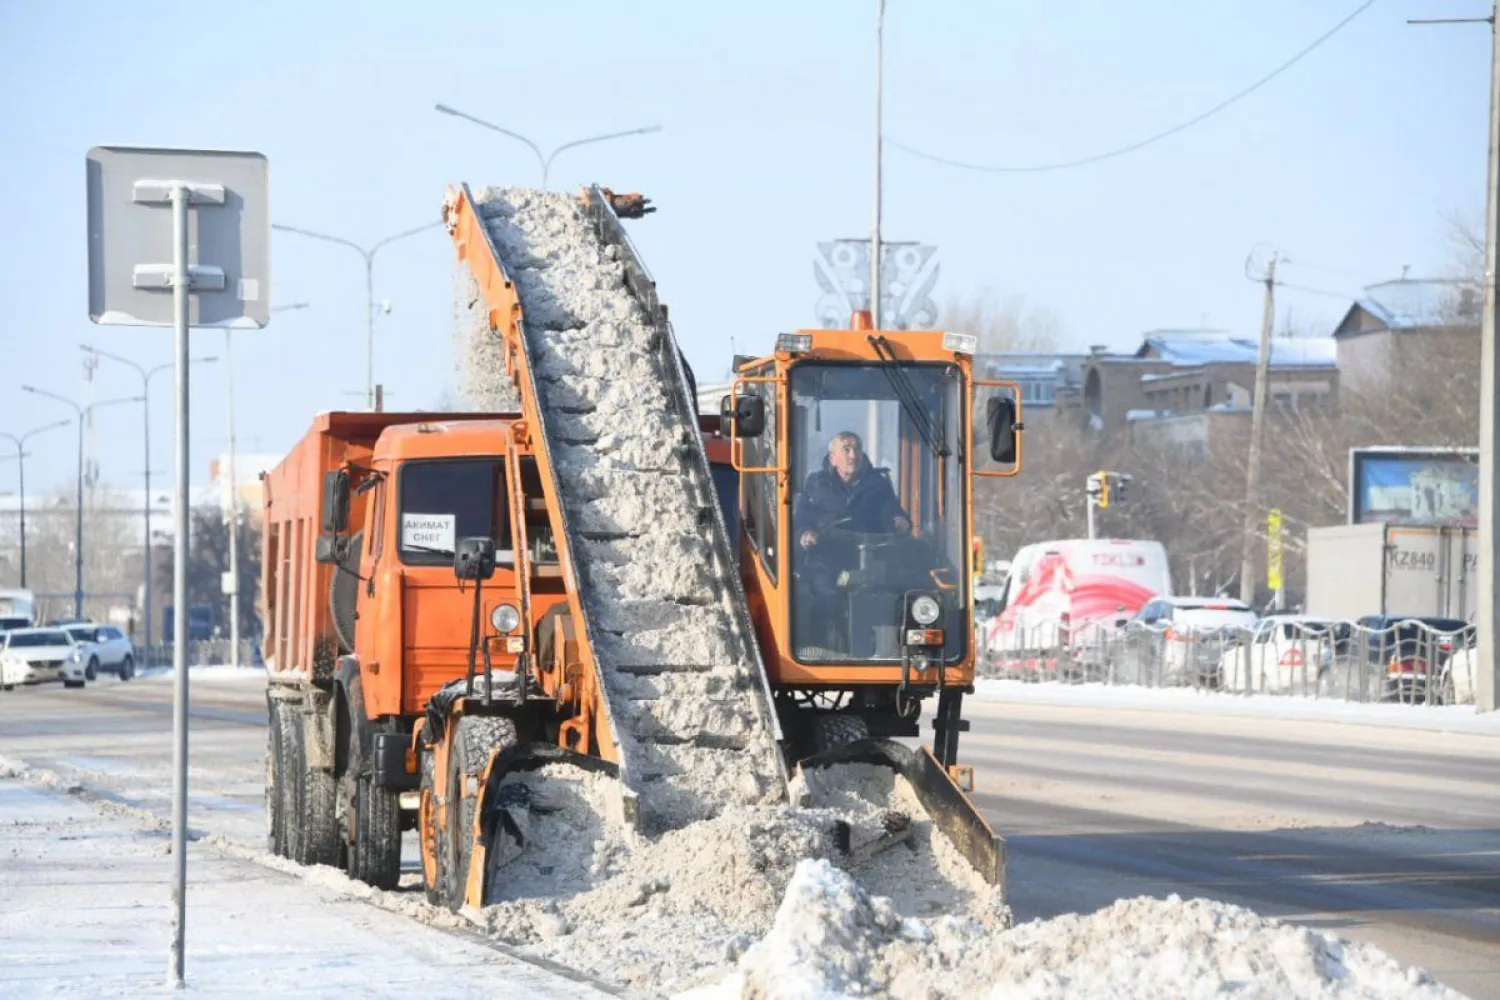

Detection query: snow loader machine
xmin=258 ymin=183 xmax=1020 ymax=910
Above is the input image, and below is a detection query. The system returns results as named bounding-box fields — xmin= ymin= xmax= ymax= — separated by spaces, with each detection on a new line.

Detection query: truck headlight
xmin=490 ymin=604 xmax=521 ymax=634
xmin=910 ymin=595 xmax=941 ymax=626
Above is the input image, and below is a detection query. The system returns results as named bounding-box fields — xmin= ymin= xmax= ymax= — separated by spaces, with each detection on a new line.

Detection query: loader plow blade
xmin=796 ymin=738 xmax=1005 ymax=888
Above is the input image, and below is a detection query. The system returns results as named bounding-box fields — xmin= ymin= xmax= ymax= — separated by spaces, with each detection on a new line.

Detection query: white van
xmin=984 ymin=539 xmax=1171 ymax=672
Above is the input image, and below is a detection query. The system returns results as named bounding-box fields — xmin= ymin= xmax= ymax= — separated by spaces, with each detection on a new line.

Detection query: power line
xmin=1276 ymin=281 xmax=1358 ymax=301
xmin=886 ymin=0 xmax=1380 ymax=174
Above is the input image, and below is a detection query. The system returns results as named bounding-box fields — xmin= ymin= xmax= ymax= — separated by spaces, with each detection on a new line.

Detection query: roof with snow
xmin=1336 ymin=278 xmax=1479 ymax=335
xmin=1134 ymin=329 xmax=1335 ymax=368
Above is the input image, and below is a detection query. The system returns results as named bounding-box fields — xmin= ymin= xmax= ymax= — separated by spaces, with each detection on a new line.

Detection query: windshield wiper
xmin=868 ymin=335 xmax=949 ymax=460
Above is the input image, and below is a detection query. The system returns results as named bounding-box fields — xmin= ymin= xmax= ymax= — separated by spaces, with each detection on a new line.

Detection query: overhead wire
xmin=885 ymin=0 xmax=1380 ymax=174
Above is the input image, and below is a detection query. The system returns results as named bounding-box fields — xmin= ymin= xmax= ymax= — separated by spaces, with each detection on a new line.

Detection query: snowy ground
xmin=0 ymin=773 xmax=613 ymax=997
xmin=0 ymin=672 xmax=1493 ymax=997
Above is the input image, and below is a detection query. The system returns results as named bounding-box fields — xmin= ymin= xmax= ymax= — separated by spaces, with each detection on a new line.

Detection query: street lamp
xmin=75 ymin=349 xmax=218 ymax=649
xmin=220 ymin=300 xmax=309 ymax=668
xmin=272 ymin=222 xmax=440 ymax=410
xmin=21 ymin=387 xmax=146 ymax=619
xmin=0 ymin=419 xmax=70 ymax=588
xmin=434 ymin=104 xmax=663 ymax=190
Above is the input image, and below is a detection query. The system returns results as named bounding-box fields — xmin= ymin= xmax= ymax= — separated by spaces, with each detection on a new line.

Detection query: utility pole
xmin=225 ymin=329 xmax=239 ymax=669
xmin=1480 ymin=6 xmax=1500 ymax=713
xmin=1239 ymin=253 xmax=1278 ymax=607
xmin=870 ymin=0 xmax=886 ymax=330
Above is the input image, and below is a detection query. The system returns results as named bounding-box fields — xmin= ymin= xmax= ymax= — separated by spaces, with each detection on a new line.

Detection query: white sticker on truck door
xmin=402 ymin=513 xmax=456 ymax=552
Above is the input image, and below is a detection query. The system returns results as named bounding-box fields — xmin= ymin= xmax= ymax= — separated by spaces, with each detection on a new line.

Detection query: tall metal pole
xmin=1477 ymin=6 xmax=1500 ymax=714
xmin=73 ymin=418 xmax=84 ymax=618
xmin=143 ymin=378 xmax=152 ymax=654
xmin=168 ymin=183 xmax=191 ymax=987
xmin=364 ymin=256 xmax=375 ymax=410
xmin=16 ymin=447 xmax=24 ymax=587
xmin=225 ymin=329 xmax=239 ymax=669
xmin=1239 ymin=254 xmax=1278 ymax=606
xmin=870 ymin=0 xmax=886 ymax=330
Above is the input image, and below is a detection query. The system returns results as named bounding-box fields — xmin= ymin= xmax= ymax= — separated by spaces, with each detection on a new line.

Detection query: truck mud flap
xmin=797 ymin=738 xmax=1005 ymax=888
xmin=471 ymin=742 xmax=621 ymax=907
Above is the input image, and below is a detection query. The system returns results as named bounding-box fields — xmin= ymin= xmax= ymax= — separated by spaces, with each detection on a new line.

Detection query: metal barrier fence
xmin=141 ymin=639 xmax=262 ymax=669
xmin=980 ymin=618 xmax=1479 ymax=707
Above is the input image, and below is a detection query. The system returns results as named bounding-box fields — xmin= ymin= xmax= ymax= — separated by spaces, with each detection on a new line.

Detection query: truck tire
xmin=340 ymin=674 xmax=402 ymax=890
xmin=811 ymin=713 xmax=869 ymax=755
xmin=277 ymin=701 xmax=306 ymax=863
xmin=446 ymin=714 xmax=517 ymax=910
xmin=296 ymin=705 xmax=341 ymax=867
xmin=265 ymin=704 xmax=287 ymax=856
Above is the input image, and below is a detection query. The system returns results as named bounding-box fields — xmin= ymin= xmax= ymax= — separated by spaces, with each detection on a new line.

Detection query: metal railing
xmin=141 ymin=639 xmax=262 ymax=670
xmin=980 ymin=618 xmax=1479 ymax=706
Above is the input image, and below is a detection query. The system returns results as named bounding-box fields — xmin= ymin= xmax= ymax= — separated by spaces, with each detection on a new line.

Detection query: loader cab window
xmin=738 ymin=365 xmax=778 ymax=581
xmin=789 ymin=362 xmax=968 ymax=665
xmin=397 ymin=459 xmax=510 ymax=566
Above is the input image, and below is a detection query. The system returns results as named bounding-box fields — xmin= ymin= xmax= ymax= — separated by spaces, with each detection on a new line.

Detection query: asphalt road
xmin=3 ymin=673 xmax=1497 ymax=997
xmin=963 ymin=695 xmax=1500 ymax=999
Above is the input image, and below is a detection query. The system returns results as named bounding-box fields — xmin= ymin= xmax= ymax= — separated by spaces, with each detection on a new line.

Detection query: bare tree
xmin=945 ymin=289 xmax=1061 ymax=354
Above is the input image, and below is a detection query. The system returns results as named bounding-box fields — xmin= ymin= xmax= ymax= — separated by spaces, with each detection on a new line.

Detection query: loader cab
xmin=722 ymin=328 xmax=1021 ymax=695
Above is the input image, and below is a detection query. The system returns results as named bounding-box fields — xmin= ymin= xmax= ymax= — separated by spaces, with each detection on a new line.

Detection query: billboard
xmin=1348 ymin=447 xmax=1479 ymax=527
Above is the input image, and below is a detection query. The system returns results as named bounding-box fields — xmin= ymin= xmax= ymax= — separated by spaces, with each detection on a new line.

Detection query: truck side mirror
xmin=322 ymin=469 xmax=351 ymax=534
xmin=985 ymin=396 xmax=1020 ymax=464
xmin=454 ymin=537 xmax=497 ymax=582
xmin=721 ymin=394 xmax=766 ymax=438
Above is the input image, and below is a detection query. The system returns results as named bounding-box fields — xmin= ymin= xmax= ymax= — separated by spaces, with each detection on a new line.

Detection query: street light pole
xmin=272 ymin=224 xmax=438 ymax=409
xmin=0 ymin=420 xmax=70 ymax=588
xmin=21 ymin=387 xmax=143 ymax=619
xmin=871 ymin=0 xmax=886 ymax=330
xmin=81 ymin=346 xmax=216 ymax=655
xmin=433 ymin=104 xmax=663 ymax=190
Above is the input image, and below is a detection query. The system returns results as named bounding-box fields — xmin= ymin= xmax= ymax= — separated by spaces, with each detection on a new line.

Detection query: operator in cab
xmin=793 ymin=431 xmax=911 ymax=656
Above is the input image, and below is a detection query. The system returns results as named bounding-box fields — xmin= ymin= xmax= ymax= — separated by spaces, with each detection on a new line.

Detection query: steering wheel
xmin=820 ymin=523 xmax=908 ymax=553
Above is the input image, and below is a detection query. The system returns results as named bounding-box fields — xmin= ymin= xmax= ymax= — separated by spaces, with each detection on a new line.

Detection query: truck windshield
xmin=398 ymin=459 xmax=509 ymax=566
xmin=789 ymin=362 xmax=968 ymax=664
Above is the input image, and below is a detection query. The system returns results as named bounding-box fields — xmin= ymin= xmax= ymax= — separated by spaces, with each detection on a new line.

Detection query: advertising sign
xmin=1348 ymin=447 xmax=1478 ymax=527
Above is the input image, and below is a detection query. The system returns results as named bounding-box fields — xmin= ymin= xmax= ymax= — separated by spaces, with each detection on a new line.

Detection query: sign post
xmin=87 ymin=146 xmax=268 ymax=987
xmin=1267 ymin=507 xmax=1284 ymax=611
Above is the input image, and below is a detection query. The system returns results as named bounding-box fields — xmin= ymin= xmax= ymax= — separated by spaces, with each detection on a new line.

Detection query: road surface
xmin=2 ymin=672 xmax=1497 ymax=997
xmin=964 ymin=693 xmax=1500 ymax=1000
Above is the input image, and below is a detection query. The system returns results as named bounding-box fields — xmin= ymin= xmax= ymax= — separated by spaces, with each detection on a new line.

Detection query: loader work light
xmin=777 ymin=333 xmax=813 ymax=354
xmin=942 ymin=332 xmax=978 ymax=356
xmin=491 ymin=603 xmax=521 ymax=634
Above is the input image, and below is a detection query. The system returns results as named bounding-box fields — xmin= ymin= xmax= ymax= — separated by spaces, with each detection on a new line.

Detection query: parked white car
xmin=0 ymin=627 xmax=89 ymax=689
xmin=1219 ymin=615 xmax=1337 ymax=695
xmin=62 ymin=623 xmax=137 ymax=680
xmin=1122 ymin=596 xmax=1258 ymax=686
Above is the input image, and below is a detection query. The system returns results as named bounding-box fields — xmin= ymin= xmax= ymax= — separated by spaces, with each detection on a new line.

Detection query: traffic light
xmin=1115 ymin=474 xmax=1130 ymax=503
xmin=1097 ymin=470 xmax=1111 ymax=509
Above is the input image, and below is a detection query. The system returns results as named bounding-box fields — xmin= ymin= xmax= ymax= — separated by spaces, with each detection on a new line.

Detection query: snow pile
xmin=468 ymin=186 xmax=785 ymax=831
xmin=453 ymin=263 xmax=520 ymax=411
xmin=704 ymin=859 xmax=1464 ymax=1000
xmin=474 ymin=764 xmax=1005 ymax=994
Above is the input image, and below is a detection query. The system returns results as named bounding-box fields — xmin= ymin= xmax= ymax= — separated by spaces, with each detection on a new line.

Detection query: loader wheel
xmin=339 ymin=674 xmax=402 ymax=890
xmin=811 ymin=713 xmax=869 ymax=755
xmin=420 ymin=749 xmax=447 ymax=906
xmin=276 ymin=701 xmax=306 ymax=863
xmin=446 ymin=714 xmax=518 ymax=910
xmin=265 ymin=704 xmax=287 ymax=856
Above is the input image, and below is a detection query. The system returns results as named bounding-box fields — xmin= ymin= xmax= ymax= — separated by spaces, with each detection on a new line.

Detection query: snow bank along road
xmin=966 ymin=688 xmax=1500 ymax=999
xmin=1 ymin=672 xmax=1496 ymax=996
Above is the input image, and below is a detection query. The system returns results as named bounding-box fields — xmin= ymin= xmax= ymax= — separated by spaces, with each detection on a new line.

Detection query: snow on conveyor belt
xmin=471 ymin=187 xmax=785 ymax=831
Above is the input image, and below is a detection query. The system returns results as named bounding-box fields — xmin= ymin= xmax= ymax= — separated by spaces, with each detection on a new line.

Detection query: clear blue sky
xmin=0 ymin=0 xmax=1488 ymax=492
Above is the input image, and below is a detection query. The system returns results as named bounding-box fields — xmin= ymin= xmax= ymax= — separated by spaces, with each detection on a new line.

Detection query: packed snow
xmin=685 ymin=859 xmax=1465 ymax=1000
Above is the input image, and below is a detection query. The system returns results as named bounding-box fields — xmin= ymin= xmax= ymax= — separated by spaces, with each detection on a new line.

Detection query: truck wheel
xmin=277 ymin=701 xmax=306 ymax=863
xmin=294 ymin=707 xmax=341 ymax=867
xmin=340 ymin=675 xmax=402 ymax=890
xmin=265 ymin=705 xmax=287 ymax=856
xmin=811 ymin=713 xmax=868 ymax=755
xmin=446 ymin=715 xmax=517 ymax=910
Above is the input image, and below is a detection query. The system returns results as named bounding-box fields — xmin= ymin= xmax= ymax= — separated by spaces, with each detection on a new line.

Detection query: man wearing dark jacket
xmin=793 ymin=431 xmax=910 ymax=654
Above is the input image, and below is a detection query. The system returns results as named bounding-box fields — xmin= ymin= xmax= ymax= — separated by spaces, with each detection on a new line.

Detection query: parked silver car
xmin=63 ymin=623 xmax=137 ymax=681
